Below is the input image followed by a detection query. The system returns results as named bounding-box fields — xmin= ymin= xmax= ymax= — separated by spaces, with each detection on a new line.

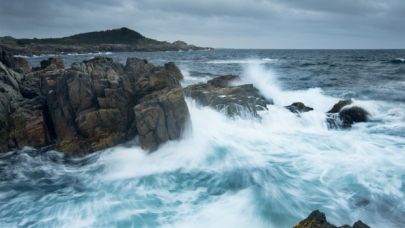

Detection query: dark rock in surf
xmin=327 ymin=99 xmax=353 ymax=113
xmin=326 ymin=99 xmax=369 ymax=129
xmin=294 ymin=210 xmax=371 ymax=228
xmin=184 ymin=75 xmax=269 ymax=118
xmin=0 ymin=51 xmax=190 ymax=154
xmin=285 ymin=102 xmax=313 ymax=114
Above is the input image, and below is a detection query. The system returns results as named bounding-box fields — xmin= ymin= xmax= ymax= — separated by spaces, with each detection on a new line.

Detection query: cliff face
xmin=0 ymin=51 xmax=190 ymax=154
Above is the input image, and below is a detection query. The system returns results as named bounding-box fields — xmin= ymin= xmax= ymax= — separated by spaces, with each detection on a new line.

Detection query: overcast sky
xmin=0 ymin=0 xmax=404 ymax=49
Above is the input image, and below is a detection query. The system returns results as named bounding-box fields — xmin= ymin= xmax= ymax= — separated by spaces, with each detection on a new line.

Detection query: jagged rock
xmin=0 ymin=61 xmax=53 ymax=152
xmin=164 ymin=62 xmax=184 ymax=80
xmin=285 ymin=102 xmax=313 ymax=114
xmin=13 ymin=57 xmax=30 ymax=71
xmin=40 ymin=57 xmax=65 ymax=69
xmin=293 ymin=210 xmax=371 ymax=228
xmin=0 ymin=51 xmax=190 ymax=154
xmin=326 ymin=99 xmax=369 ymax=129
xmin=184 ymin=75 xmax=268 ymax=118
xmin=0 ymin=50 xmax=15 ymax=68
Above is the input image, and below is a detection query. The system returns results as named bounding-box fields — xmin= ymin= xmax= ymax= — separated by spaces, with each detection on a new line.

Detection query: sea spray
xmin=2 ymin=50 xmax=405 ymax=228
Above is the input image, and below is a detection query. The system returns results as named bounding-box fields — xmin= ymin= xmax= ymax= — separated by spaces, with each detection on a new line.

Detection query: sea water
xmin=1 ymin=49 xmax=405 ymax=228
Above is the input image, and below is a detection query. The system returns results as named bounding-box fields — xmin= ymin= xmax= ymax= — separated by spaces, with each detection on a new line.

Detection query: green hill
xmin=0 ymin=27 xmax=163 ymax=47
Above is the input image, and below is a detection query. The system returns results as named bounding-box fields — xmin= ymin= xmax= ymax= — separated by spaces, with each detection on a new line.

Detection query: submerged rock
xmin=0 ymin=50 xmax=190 ymax=154
xmin=285 ymin=102 xmax=313 ymax=114
xmin=184 ymin=75 xmax=269 ymax=118
xmin=293 ymin=210 xmax=371 ymax=228
xmin=326 ymin=99 xmax=369 ymax=129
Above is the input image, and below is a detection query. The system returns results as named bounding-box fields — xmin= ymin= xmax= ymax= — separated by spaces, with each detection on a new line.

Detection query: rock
xmin=328 ymin=99 xmax=353 ymax=113
xmin=184 ymin=75 xmax=268 ymax=118
xmin=0 ymin=55 xmax=190 ymax=154
xmin=340 ymin=107 xmax=369 ymax=123
xmin=13 ymin=57 xmax=30 ymax=71
xmin=326 ymin=99 xmax=369 ymax=129
xmin=0 ymin=61 xmax=53 ymax=152
xmin=40 ymin=57 xmax=65 ymax=69
xmin=164 ymin=62 xmax=184 ymax=80
xmin=285 ymin=102 xmax=313 ymax=114
xmin=293 ymin=210 xmax=371 ymax=228
xmin=0 ymin=50 xmax=15 ymax=68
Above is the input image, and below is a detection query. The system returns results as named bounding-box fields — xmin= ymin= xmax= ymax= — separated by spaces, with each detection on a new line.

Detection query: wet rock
xmin=285 ymin=102 xmax=313 ymax=114
xmin=184 ymin=75 xmax=268 ymax=118
xmin=293 ymin=210 xmax=371 ymax=228
xmin=0 ymin=61 xmax=54 ymax=152
xmin=328 ymin=99 xmax=353 ymax=113
xmin=326 ymin=99 xmax=369 ymax=129
xmin=40 ymin=57 xmax=65 ymax=69
xmin=1 ymin=55 xmax=190 ymax=154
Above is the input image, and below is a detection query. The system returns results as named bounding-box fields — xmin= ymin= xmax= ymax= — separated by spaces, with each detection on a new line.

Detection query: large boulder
xmin=326 ymin=99 xmax=369 ymax=129
xmin=0 ymin=55 xmax=190 ymax=154
xmin=184 ymin=75 xmax=269 ymax=118
xmin=293 ymin=210 xmax=370 ymax=228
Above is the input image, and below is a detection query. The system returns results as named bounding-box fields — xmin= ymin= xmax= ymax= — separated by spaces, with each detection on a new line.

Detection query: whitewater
xmin=1 ymin=50 xmax=405 ymax=228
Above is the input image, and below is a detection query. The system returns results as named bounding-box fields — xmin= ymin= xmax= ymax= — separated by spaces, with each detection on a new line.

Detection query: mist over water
xmin=2 ymin=50 xmax=405 ymax=228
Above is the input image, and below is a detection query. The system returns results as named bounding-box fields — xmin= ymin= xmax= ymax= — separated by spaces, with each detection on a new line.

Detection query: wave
xmin=207 ymin=58 xmax=278 ymax=64
xmin=67 ymin=52 xmax=113 ymax=56
xmin=390 ymin=58 xmax=405 ymax=64
xmin=1 ymin=59 xmax=405 ymax=227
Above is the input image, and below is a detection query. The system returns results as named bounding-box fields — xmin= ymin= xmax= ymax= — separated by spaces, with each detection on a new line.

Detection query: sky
xmin=0 ymin=0 xmax=404 ymax=49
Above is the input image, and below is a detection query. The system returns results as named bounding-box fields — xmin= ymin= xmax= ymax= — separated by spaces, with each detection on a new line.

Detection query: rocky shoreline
xmin=0 ymin=50 xmax=371 ymax=154
xmin=0 ymin=51 xmax=373 ymax=226
xmin=0 ymin=40 xmax=213 ymax=57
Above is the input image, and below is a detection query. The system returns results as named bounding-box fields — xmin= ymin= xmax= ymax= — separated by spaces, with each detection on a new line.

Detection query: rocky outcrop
xmin=184 ymin=75 xmax=269 ymax=118
xmin=285 ymin=102 xmax=313 ymax=114
xmin=326 ymin=99 xmax=370 ymax=129
xmin=13 ymin=57 xmax=30 ymax=70
xmin=0 ymin=50 xmax=189 ymax=154
xmin=0 ymin=41 xmax=214 ymax=57
xmin=293 ymin=210 xmax=370 ymax=228
xmin=0 ymin=50 xmax=15 ymax=68
xmin=0 ymin=50 xmax=31 ymax=72
xmin=40 ymin=57 xmax=65 ymax=70
xmin=0 ymin=61 xmax=54 ymax=152
xmin=164 ymin=62 xmax=183 ymax=80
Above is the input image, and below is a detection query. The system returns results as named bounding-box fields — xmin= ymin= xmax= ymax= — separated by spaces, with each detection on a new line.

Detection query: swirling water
xmin=2 ymin=50 xmax=405 ymax=228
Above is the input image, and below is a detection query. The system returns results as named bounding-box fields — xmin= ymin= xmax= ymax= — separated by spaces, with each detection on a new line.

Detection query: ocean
xmin=2 ymin=49 xmax=405 ymax=228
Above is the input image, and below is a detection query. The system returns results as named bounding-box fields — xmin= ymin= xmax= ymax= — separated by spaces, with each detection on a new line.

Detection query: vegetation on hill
xmin=0 ymin=27 xmax=164 ymax=47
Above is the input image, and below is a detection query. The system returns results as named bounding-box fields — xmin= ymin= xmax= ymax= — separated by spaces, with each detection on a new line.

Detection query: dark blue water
xmin=1 ymin=49 xmax=404 ymax=228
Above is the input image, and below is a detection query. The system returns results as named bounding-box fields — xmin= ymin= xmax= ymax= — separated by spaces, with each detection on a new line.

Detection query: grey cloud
xmin=0 ymin=0 xmax=404 ymax=48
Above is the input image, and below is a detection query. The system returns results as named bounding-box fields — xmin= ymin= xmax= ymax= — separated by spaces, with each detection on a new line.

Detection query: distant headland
xmin=0 ymin=27 xmax=213 ymax=56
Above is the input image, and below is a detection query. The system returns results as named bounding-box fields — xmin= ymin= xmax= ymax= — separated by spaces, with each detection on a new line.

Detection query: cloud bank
xmin=0 ymin=0 xmax=404 ymax=48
